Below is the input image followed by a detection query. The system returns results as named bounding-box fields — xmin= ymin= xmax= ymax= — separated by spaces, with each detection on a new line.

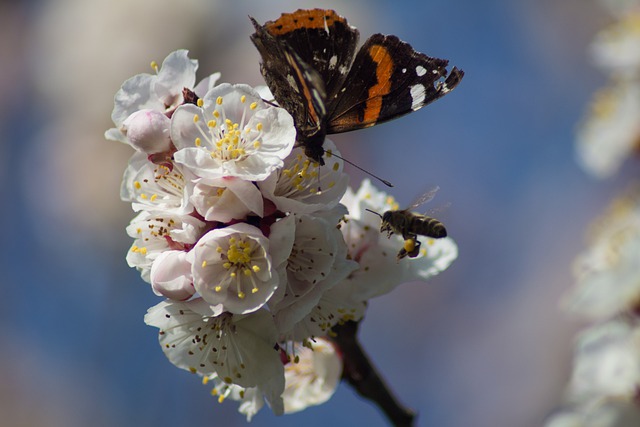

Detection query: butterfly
xmin=250 ymin=9 xmax=464 ymax=166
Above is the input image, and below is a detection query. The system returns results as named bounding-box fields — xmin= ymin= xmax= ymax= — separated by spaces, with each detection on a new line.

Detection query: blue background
xmin=0 ymin=1 xmax=630 ymax=426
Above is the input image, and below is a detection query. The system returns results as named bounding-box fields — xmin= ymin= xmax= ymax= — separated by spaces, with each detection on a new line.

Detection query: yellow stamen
xmin=197 ymin=99 xmax=204 ymax=107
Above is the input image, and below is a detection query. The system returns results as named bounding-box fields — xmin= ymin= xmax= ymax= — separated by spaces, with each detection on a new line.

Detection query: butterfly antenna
xmin=365 ymin=208 xmax=383 ymax=219
xmin=327 ymin=151 xmax=393 ymax=187
xmin=262 ymin=98 xmax=279 ymax=107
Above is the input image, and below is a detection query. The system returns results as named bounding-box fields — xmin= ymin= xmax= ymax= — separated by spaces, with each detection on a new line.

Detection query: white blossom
xmin=106 ymin=50 xmax=220 ymax=146
xmin=567 ymin=319 xmax=640 ymax=402
xmin=576 ymin=79 xmax=640 ymax=179
xmin=191 ymin=222 xmax=293 ymax=314
xmin=171 ymin=84 xmax=295 ymax=181
xmin=565 ymin=187 xmax=640 ymax=320
xmin=258 ymin=139 xmax=349 ymax=214
xmin=120 ymin=152 xmax=193 ymax=215
xmin=144 ymin=299 xmax=285 ymax=401
xmin=545 ymin=400 xmax=640 ymax=427
xmin=591 ymin=12 xmax=640 ymax=74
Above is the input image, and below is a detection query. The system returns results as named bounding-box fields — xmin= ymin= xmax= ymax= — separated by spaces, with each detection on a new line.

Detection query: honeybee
xmin=367 ymin=188 xmax=447 ymax=260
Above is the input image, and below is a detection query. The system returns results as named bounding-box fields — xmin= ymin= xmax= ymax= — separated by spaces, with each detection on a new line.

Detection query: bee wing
xmin=424 ymin=201 xmax=450 ymax=216
xmin=406 ymin=186 xmax=440 ymax=211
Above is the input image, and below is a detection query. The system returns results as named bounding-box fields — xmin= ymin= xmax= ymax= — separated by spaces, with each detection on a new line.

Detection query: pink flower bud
xmin=150 ymin=250 xmax=195 ymax=301
xmin=122 ymin=109 xmax=171 ymax=154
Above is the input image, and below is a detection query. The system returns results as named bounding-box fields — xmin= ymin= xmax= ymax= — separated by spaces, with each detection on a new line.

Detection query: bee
xmin=367 ymin=188 xmax=447 ymax=260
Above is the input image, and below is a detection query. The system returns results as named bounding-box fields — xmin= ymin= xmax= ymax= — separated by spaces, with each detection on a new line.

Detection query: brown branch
xmin=330 ymin=321 xmax=416 ymax=427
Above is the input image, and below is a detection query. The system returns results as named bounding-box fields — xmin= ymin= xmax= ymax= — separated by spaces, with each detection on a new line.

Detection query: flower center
xmin=277 ymin=154 xmax=323 ymax=197
xmin=193 ymin=95 xmax=264 ymax=162
xmin=217 ymin=237 xmax=263 ymax=299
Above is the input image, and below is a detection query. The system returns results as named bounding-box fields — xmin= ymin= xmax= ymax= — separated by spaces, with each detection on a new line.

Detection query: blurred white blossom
xmin=576 ymin=79 xmax=640 ymax=178
xmin=565 ymin=186 xmax=640 ymax=320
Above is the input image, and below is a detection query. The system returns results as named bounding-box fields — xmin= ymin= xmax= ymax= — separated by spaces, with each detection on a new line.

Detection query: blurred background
xmin=0 ymin=0 xmax=628 ymax=426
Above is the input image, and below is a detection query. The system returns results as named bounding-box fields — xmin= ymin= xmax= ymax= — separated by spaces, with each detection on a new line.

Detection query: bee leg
xmin=397 ymin=237 xmax=419 ymax=261
xmin=407 ymin=238 xmax=421 ymax=258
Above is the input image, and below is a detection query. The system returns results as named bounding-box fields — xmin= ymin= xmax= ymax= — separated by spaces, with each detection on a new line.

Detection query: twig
xmin=331 ymin=321 xmax=416 ymax=427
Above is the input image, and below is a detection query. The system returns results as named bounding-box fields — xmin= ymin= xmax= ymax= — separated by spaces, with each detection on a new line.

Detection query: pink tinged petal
xmin=121 ymin=109 xmax=171 ymax=154
xmin=150 ymin=250 xmax=195 ymax=301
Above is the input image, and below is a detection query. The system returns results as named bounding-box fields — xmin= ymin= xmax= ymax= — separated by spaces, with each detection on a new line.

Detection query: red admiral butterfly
xmin=250 ymin=9 xmax=464 ymax=166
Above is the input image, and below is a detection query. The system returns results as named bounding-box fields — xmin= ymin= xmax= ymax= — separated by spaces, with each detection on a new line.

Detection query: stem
xmin=330 ymin=321 xmax=416 ymax=427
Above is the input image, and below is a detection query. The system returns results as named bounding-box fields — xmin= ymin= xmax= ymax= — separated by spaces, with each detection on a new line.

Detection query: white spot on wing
xmin=287 ymin=75 xmax=299 ymax=93
xmin=329 ymin=55 xmax=338 ymax=69
xmin=410 ymin=84 xmax=425 ymax=110
xmin=416 ymin=65 xmax=427 ymax=76
xmin=402 ymin=68 xmax=407 ymax=73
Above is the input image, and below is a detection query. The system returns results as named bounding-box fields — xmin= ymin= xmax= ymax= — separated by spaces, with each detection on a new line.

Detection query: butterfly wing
xmin=250 ymin=18 xmax=322 ymax=134
xmin=259 ymin=9 xmax=360 ymax=104
xmin=326 ymin=34 xmax=464 ymax=134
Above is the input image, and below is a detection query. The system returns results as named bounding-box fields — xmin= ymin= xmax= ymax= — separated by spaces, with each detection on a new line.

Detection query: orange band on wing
xmin=363 ymin=45 xmax=394 ymax=124
xmin=266 ymin=9 xmax=345 ymax=35
xmin=283 ymin=50 xmax=320 ymax=125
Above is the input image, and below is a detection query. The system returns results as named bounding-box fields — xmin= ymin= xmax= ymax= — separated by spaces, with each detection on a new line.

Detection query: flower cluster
xmin=108 ymin=50 xmax=457 ymax=418
xmin=546 ymin=2 xmax=640 ymax=424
